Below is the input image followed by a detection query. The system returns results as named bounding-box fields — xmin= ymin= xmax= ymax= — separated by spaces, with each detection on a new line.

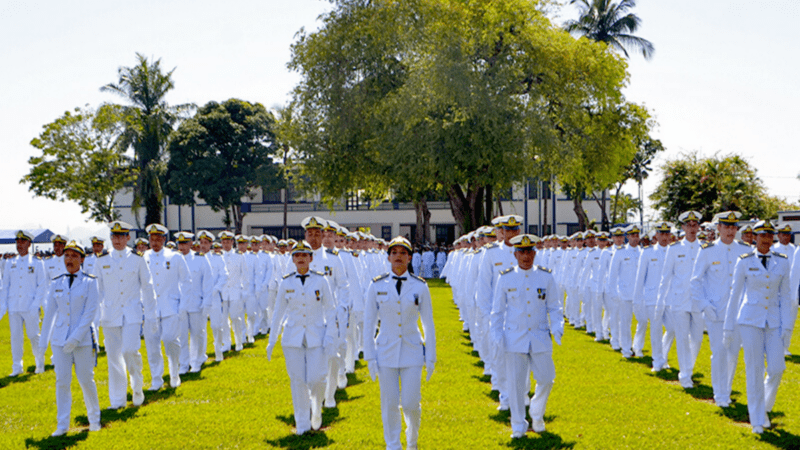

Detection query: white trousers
xmin=103 ymin=323 xmax=144 ymax=407
xmin=704 ymin=318 xmax=736 ymax=405
xmin=739 ymin=325 xmax=784 ymax=429
xmin=632 ymin=303 xmax=647 ymax=354
xmin=642 ymin=305 xmax=667 ymax=370
xmin=52 ymin=344 xmax=100 ymax=429
xmin=505 ymin=350 xmax=555 ymax=434
xmin=143 ymin=315 xmax=181 ymax=388
xmin=607 ymin=297 xmax=620 ymax=349
xmin=583 ymin=288 xmax=595 ymax=333
xmin=179 ymin=310 xmax=207 ymax=372
xmin=283 ymin=345 xmax=326 ymax=434
xmin=209 ymin=299 xmax=229 ymax=359
xmin=245 ymin=293 xmax=260 ymax=342
xmin=590 ymin=291 xmax=605 ymax=339
xmin=8 ymin=310 xmax=44 ymax=374
xmin=618 ymin=300 xmax=633 ymax=357
xmin=229 ymin=299 xmax=245 ymax=349
xmin=346 ymin=310 xmax=364 ymax=373
xmin=378 ymin=365 xmax=423 ymax=450
xmin=669 ymin=309 xmax=704 ymax=387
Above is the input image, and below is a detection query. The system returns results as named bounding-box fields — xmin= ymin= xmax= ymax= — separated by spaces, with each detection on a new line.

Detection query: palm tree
xmin=101 ymin=53 xmax=192 ymax=226
xmin=564 ymin=0 xmax=654 ymax=60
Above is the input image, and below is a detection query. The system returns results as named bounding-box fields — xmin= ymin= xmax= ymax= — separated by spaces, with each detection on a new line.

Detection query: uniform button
xmin=528 ymin=328 xmax=531 ymax=331
xmin=398 ymin=324 xmax=402 ymax=327
xmin=766 ymin=297 xmax=770 ymax=300
xmin=527 ymin=301 xmax=530 ymax=304
xmin=528 ymin=314 xmax=531 ymax=317
xmin=303 ymin=315 xmax=306 ymax=317
xmin=526 ymin=288 xmax=530 ymax=291
xmin=766 ymin=275 xmax=770 ymax=279
xmin=397 ymin=312 xmax=401 ymax=315
xmin=399 ymin=334 xmax=402 ymax=338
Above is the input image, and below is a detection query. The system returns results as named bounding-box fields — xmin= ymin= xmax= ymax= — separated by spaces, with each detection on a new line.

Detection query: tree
xmin=101 ymin=53 xmax=192 ymax=226
xmin=165 ymin=99 xmax=278 ymax=234
xmin=22 ymin=105 xmax=137 ymax=223
xmin=564 ymin=0 xmax=654 ymax=59
xmin=609 ymin=132 xmax=664 ymax=226
xmin=288 ymin=0 xmax=630 ymax=234
xmin=609 ymin=192 xmax=640 ymax=224
xmin=650 ymin=152 xmax=789 ymax=222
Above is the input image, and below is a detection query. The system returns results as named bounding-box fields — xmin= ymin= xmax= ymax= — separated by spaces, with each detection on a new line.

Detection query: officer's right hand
xmin=367 ymin=359 xmax=378 ymax=381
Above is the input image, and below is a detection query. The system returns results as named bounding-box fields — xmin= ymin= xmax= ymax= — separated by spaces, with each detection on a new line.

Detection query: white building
xmin=112 ymin=180 xmax=611 ymax=244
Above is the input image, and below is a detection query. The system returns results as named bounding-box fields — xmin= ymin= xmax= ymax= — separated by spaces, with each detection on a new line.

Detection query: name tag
xmin=377 ymin=291 xmax=387 ymax=295
xmin=494 ymin=262 xmax=503 ymax=266
xmin=103 ymin=265 xmax=111 ymax=269
xmin=712 ymin=261 xmax=721 ymax=265
xmin=624 ymin=258 xmax=630 ymax=261
xmin=286 ymin=289 xmax=295 ymax=293
xmin=508 ymin=288 xmax=517 ymax=292
xmin=55 ymin=289 xmax=63 ymax=293
xmin=677 ymin=255 xmax=685 ymax=258
xmin=651 ymin=258 xmax=658 ymax=262
xmin=748 ymin=268 xmax=759 ymax=271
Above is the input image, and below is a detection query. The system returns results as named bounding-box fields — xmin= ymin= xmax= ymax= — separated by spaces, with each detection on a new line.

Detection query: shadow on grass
xmin=485 ymin=389 xmax=500 ymax=403
xmin=717 ymin=402 xmax=749 ymax=423
xmin=785 ymin=355 xmax=800 ymax=365
xmin=759 ymin=426 xmax=800 ymax=449
xmin=684 ymin=383 xmax=714 ymax=401
xmin=505 ymin=431 xmax=576 ymax=449
xmin=472 ymin=374 xmax=492 ymax=384
xmin=622 ymin=354 xmax=654 ymax=369
xmin=25 ymin=430 xmax=89 ymax=449
xmin=265 ymin=430 xmax=334 ymax=449
xmin=490 ymin=408 xmax=511 ymax=424
xmin=650 ymin=367 xmax=680 ymax=382
xmin=0 ymin=371 xmax=36 ymax=388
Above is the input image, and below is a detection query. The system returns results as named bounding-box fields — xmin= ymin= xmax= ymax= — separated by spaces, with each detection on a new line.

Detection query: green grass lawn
xmin=2 ymin=279 xmax=800 ymax=449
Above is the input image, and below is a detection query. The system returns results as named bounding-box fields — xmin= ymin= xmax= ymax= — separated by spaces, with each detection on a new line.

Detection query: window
xmin=382 ymin=226 xmax=392 ymax=241
xmin=262 ymin=188 xmax=281 ymax=204
xmin=566 ymin=223 xmax=581 ymax=235
xmin=528 ymin=225 xmax=538 ymax=235
xmin=435 ymin=225 xmax=455 ymax=244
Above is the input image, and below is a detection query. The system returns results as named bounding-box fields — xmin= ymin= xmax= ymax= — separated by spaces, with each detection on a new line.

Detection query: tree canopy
xmin=564 ymin=0 xmax=654 ymax=59
xmin=650 ymin=152 xmax=792 ymax=222
xmin=288 ymin=0 xmax=637 ymax=234
xmin=22 ymin=105 xmax=137 ymax=223
xmin=165 ymin=99 xmax=279 ymax=233
xmin=101 ymin=53 xmax=192 ymax=226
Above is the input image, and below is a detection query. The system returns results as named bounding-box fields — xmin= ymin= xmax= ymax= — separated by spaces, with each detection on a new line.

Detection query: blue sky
xmin=1 ymin=0 xmax=798 ymax=245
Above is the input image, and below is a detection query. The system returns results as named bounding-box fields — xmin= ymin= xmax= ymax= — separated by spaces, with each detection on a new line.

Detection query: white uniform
xmin=490 ymin=265 xmax=562 ymax=435
xmin=179 ymin=251 xmax=214 ymax=373
xmin=143 ymin=247 xmax=191 ymax=389
xmin=724 ymin=250 xmax=792 ymax=431
xmin=633 ymin=244 xmax=670 ymax=370
xmin=94 ymin=247 xmax=156 ymax=408
xmin=657 ymin=238 xmax=702 ymax=388
xmin=364 ymin=272 xmax=436 ymax=450
xmin=1 ymin=253 xmax=48 ymax=375
xmin=607 ymin=244 xmax=641 ymax=357
xmin=204 ymin=252 xmax=229 ymax=361
xmin=268 ymin=271 xmax=336 ymax=435
xmin=39 ymin=271 xmax=101 ymax=431
xmin=689 ymin=238 xmax=751 ymax=405
xmin=221 ymin=249 xmax=245 ymax=350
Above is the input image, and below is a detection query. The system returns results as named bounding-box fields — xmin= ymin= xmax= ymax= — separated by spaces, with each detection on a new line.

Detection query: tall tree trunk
xmin=591 ymin=191 xmax=608 ymax=231
xmin=484 ymin=185 xmax=493 ymax=223
xmin=414 ymin=198 xmax=426 ymax=245
xmin=572 ymin=196 xmax=588 ymax=231
xmin=611 ymin=183 xmax=623 ymax=224
xmin=232 ymin=204 xmax=245 ymax=235
xmin=447 ymin=183 xmax=485 ymax=235
xmin=447 ymin=184 xmax=467 ymax=236
xmin=542 ymin=183 xmax=548 ymax=235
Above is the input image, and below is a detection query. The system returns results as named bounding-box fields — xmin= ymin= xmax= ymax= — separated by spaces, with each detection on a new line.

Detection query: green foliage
xmin=165 ymin=99 xmax=279 ymax=233
xmin=3 ymin=279 xmax=800 ymax=448
xmin=650 ymin=152 xmax=786 ymax=222
xmin=564 ymin=0 xmax=654 ymax=59
xmin=22 ymin=105 xmax=137 ymax=223
xmin=101 ymin=53 xmax=193 ymax=226
xmin=610 ymin=192 xmax=640 ymax=224
xmin=288 ymin=0 xmax=633 ymax=233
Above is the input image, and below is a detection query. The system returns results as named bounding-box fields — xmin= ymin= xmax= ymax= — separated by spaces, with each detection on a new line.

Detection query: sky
xmin=1 ymin=0 xmax=798 ymax=249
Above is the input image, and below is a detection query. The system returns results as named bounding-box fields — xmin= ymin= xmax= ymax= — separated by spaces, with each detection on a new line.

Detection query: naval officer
xmin=267 ymin=240 xmax=336 ymax=435
xmin=39 ymin=240 xmax=102 ymax=436
xmin=490 ymin=234 xmax=562 ymax=438
xmin=363 ymin=236 xmax=436 ymax=450
xmin=723 ymin=220 xmax=793 ymax=434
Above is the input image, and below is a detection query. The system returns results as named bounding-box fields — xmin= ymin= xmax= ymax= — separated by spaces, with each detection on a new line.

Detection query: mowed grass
xmin=1 ymin=279 xmax=800 ymax=449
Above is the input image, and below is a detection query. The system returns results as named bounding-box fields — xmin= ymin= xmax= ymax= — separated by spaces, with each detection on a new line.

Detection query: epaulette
xmin=536 ymin=265 xmax=552 ymax=273
xmin=45 ymin=255 xmax=53 ymax=260
xmin=701 ymin=242 xmax=714 ymax=249
xmin=53 ymin=273 xmax=67 ymax=281
xmin=669 ymin=241 xmax=678 ymax=246
xmin=237 ymin=250 xmax=245 ymax=255
xmin=740 ymin=252 xmax=755 ymax=259
xmin=411 ymin=274 xmax=426 ymax=283
xmin=352 ymin=252 xmax=359 ymax=258
xmin=135 ymin=251 xmax=144 ymax=257
xmin=373 ymin=273 xmax=390 ymax=282
xmin=36 ymin=255 xmax=42 ymax=260
xmin=82 ymin=271 xmax=96 ymax=278
xmin=311 ymin=270 xmax=325 ymax=276
xmin=484 ymin=242 xmax=498 ymax=249
xmin=283 ymin=271 xmax=296 ymax=279
xmin=326 ymin=248 xmax=339 ymax=255
xmin=499 ymin=267 xmax=514 ymax=275
xmin=196 ymin=252 xmax=206 ymax=256
xmin=101 ymin=250 xmax=109 ymax=257
xmin=772 ymin=251 xmax=788 ymax=259
xmin=98 ymin=251 xmax=110 ymax=258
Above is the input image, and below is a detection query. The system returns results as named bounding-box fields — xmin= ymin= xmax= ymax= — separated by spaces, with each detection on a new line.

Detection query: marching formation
xmin=441 ymin=212 xmax=798 ymax=436
xmin=0 ymin=217 xmax=439 ymax=450
xmin=2 ymin=208 xmax=798 ymax=443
